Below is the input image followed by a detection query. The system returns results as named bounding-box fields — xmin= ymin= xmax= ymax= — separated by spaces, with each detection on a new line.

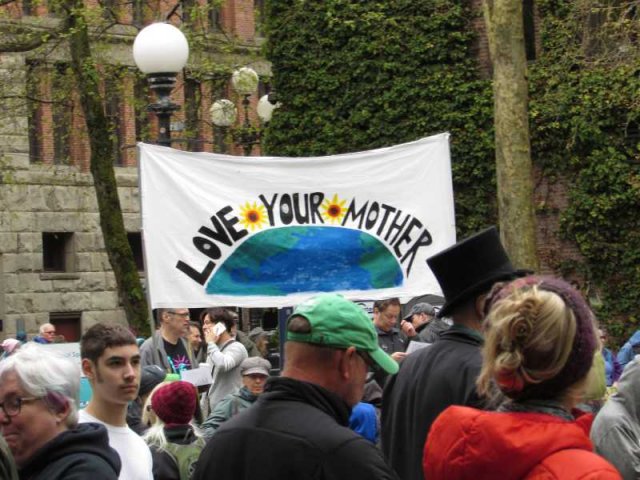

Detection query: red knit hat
xmin=151 ymin=381 xmax=197 ymax=427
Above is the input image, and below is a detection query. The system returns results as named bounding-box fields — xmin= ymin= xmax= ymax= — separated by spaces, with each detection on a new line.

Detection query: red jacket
xmin=423 ymin=406 xmax=621 ymax=480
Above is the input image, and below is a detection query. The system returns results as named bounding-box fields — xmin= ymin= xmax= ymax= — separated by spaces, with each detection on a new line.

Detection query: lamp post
xmin=209 ymin=66 xmax=279 ymax=155
xmin=133 ymin=23 xmax=189 ymax=147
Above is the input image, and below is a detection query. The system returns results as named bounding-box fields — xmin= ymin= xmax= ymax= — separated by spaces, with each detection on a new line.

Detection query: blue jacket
xmin=617 ymin=330 xmax=640 ymax=369
xmin=349 ymin=402 xmax=378 ymax=444
xmin=603 ymin=348 xmax=622 ymax=386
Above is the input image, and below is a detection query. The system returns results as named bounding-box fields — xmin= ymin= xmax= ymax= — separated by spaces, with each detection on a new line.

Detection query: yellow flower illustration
xmin=239 ymin=201 xmax=268 ymax=231
xmin=321 ymin=194 xmax=347 ymax=224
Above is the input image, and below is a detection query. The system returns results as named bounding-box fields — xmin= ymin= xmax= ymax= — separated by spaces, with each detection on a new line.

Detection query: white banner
xmin=138 ymin=133 xmax=456 ymax=308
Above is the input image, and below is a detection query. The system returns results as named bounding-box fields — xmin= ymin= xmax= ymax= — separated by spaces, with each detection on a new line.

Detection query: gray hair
xmin=0 ymin=343 xmax=80 ymax=427
xmin=39 ymin=323 xmax=54 ymax=335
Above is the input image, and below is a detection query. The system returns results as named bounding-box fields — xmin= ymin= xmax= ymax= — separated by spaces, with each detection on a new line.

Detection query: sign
xmin=41 ymin=342 xmax=82 ymax=375
xmin=40 ymin=343 xmax=92 ymax=406
xmin=138 ymin=133 xmax=456 ymax=308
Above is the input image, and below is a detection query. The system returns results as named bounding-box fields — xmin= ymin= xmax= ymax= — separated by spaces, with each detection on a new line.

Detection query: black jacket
xmin=375 ymin=327 xmax=406 ymax=387
xmin=415 ymin=318 xmax=450 ymax=344
xmin=381 ymin=325 xmax=484 ymax=480
xmin=193 ymin=377 xmax=399 ymax=480
xmin=376 ymin=327 xmax=406 ymax=355
xmin=19 ymin=422 xmax=120 ymax=480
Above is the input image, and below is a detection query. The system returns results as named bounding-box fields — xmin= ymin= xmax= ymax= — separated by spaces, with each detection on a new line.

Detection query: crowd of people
xmin=0 ymin=225 xmax=638 ymax=479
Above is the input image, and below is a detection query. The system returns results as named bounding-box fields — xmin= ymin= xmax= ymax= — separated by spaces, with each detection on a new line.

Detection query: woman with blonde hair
xmin=423 ymin=276 xmax=620 ymax=480
xmin=143 ymin=381 xmax=205 ymax=480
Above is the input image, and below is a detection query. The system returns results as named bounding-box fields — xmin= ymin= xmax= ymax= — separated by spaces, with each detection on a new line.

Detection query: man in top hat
xmin=400 ymin=302 xmax=450 ymax=345
xmin=193 ymin=293 xmax=400 ymax=480
xmin=381 ymin=226 xmax=525 ymax=480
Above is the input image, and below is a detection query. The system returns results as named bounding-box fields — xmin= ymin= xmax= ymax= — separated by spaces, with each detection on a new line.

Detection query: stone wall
xmin=0 ymin=56 xmax=137 ymax=338
xmin=0 ymin=51 xmax=136 ymax=336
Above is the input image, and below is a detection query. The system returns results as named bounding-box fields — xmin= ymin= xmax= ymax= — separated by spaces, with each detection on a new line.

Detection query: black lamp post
xmin=133 ymin=23 xmax=189 ymax=147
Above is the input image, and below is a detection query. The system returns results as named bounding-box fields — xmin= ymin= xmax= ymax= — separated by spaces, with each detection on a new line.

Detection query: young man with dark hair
xmin=140 ymin=308 xmax=195 ymax=373
xmin=203 ymin=308 xmax=248 ymax=412
xmin=79 ymin=324 xmax=153 ymax=480
xmin=194 ymin=293 xmax=400 ymax=480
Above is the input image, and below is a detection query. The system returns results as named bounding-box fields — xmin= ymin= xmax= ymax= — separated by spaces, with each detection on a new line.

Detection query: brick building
xmin=0 ymin=0 xmax=270 ymax=340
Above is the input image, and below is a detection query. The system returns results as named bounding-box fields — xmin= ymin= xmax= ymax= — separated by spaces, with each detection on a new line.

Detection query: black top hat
xmin=427 ymin=226 xmax=526 ymax=317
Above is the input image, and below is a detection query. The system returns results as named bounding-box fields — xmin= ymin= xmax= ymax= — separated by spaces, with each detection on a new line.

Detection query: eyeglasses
xmin=0 ymin=394 xmax=40 ymax=418
xmin=43 ymin=330 xmax=56 ymax=335
xmin=167 ymin=311 xmax=190 ymax=318
xmin=357 ymin=350 xmax=382 ymax=374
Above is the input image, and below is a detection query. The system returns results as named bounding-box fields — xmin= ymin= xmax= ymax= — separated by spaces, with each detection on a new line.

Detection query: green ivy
xmin=530 ymin=0 xmax=640 ymax=342
xmin=262 ymin=0 xmax=640 ymax=345
xmin=262 ymin=0 xmax=497 ymax=238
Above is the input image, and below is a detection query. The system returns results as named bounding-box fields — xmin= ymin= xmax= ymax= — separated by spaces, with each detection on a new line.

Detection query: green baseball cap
xmin=287 ymin=293 xmax=399 ymax=375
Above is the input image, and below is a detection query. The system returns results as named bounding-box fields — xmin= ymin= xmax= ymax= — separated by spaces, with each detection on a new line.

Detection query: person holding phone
xmin=203 ymin=308 xmax=248 ymax=413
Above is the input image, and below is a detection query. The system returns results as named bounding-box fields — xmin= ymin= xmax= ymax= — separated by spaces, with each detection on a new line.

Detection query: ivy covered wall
xmin=529 ymin=0 xmax=640 ymax=340
xmin=263 ymin=0 xmax=640 ymax=342
xmin=263 ymin=0 xmax=497 ymax=237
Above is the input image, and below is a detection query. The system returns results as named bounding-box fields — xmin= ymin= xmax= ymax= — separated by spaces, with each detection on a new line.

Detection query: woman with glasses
xmin=0 ymin=343 xmax=120 ymax=479
xmin=423 ymin=276 xmax=620 ymax=480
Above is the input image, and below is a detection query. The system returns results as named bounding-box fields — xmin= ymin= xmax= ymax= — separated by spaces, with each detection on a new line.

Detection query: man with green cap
xmin=193 ymin=293 xmax=400 ymax=480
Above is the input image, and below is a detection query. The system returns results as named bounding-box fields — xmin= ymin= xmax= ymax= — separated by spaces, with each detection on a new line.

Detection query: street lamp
xmin=209 ymin=66 xmax=279 ymax=155
xmin=133 ymin=23 xmax=189 ymax=147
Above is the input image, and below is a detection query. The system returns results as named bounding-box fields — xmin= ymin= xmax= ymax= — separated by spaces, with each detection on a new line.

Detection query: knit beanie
xmin=151 ymin=381 xmax=197 ymax=427
xmin=485 ymin=275 xmax=597 ymax=401
xmin=1 ymin=339 xmax=20 ymax=355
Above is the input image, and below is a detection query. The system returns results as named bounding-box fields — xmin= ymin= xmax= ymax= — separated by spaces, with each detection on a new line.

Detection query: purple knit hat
xmin=484 ymin=275 xmax=597 ymax=401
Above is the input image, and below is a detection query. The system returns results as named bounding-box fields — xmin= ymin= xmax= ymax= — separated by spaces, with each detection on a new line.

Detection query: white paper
xmin=180 ymin=364 xmax=213 ymax=386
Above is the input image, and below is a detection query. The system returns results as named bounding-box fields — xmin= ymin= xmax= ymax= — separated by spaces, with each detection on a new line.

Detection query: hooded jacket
xmin=424 ymin=406 xmax=620 ymax=480
xmin=591 ymin=357 xmax=640 ymax=479
xmin=617 ymin=330 xmax=640 ymax=368
xmin=18 ymin=422 xmax=120 ymax=480
xmin=193 ymin=377 xmax=399 ymax=480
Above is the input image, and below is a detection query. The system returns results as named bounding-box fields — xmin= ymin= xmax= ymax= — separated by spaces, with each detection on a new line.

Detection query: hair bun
xmin=507 ymin=297 xmax=539 ymax=351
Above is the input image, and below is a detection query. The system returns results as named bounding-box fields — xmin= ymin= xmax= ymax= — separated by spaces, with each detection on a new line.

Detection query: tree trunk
xmin=66 ymin=4 xmax=150 ymax=335
xmin=483 ymin=0 xmax=539 ymax=270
